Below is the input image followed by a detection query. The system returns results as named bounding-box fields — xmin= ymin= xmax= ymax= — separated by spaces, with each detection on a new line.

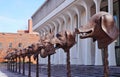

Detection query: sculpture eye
xmin=56 ymin=34 xmax=61 ymax=37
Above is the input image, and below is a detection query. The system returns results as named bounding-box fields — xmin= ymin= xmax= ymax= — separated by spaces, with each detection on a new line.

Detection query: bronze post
xmin=9 ymin=59 xmax=10 ymax=70
xmin=28 ymin=55 xmax=31 ymax=77
xmin=15 ymin=57 xmax=17 ymax=72
xmin=66 ymin=50 xmax=71 ymax=77
xmin=36 ymin=54 xmax=39 ymax=77
xmin=9 ymin=59 xmax=11 ymax=71
xmin=13 ymin=58 xmax=15 ymax=72
xmin=7 ymin=59 xmax=9 ymax=70
xmin=103 ymin=47 xmax=109 ymax=77
xmin=19 ymin=56 xmax=21 ymax=74
xmin=22 ymin=56 xmax=25 ymax=75
xmin=48 ymin=55 xmax=51 ymax=77
xmin=10 ymin=58 xmax=12 ymax=71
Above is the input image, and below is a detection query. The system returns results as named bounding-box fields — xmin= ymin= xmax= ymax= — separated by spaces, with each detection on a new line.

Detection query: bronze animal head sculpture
xmin=75 ymin=11 xmax=119 ymax=48
xmin=12 ymin=49 xmax=18 ymax=59
xmin=17 ymin=49 xmax=23 ymax=57
xmin=4 ymin=52 xmax=12 ymax=60
xmin=40 ymin=32 xmax=56 ymax=58
xmin=30 ymin=43 xmax=44 ymax=59
xmin=51 ymin=30 xmax=76 ymax=51
xmin=31 ymin=32 xmax=56 ymax=58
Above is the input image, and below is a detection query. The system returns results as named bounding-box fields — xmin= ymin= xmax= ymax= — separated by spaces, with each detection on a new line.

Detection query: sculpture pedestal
xmin=103 ymin=47 xmax=109 ymax=77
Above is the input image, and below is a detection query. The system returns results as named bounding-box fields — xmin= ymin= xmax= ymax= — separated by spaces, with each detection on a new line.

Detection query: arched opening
xmin=67 ymin=17 xmax=71 ymax=30
xmin=100 ymin=0 xmax=108 ymax=12
xmin=91 ymin=2 xmax=96 ymax=16
xmin=56 ymin=23 xmax=59 ymax=33
xmin=113 ymin=0 xmax=120 ymax=66
xmin=74 ymin=14 xmax=79 ymax=43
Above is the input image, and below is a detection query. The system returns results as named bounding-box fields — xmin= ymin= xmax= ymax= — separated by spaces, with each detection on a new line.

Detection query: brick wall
xmin=0 ymin=33 xmax=40 ymax=63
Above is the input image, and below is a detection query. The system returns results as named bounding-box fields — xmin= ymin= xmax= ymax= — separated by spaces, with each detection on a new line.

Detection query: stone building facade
xmin=32 ymin=0 xmax=120 ymax=66
xmin=0 ymin=19 xmax=40 ymax=62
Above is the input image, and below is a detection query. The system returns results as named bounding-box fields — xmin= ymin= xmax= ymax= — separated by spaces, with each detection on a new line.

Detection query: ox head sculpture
xmin=51 ymin=30 xmax=76 ymax=52
xmin=75 ymin=11 xmax=119 ymax=49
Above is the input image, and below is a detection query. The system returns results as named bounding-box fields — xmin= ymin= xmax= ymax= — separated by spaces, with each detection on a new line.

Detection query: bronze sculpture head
xmin=39 ymin=32 xmax=56 ymax=58
xmin=75 ymin=11 xmax=119 ymax=48
xmin=31 ymin=32 xmax=56 ymax=58
xmin=51 ymin=30 xmax=76 ymax=51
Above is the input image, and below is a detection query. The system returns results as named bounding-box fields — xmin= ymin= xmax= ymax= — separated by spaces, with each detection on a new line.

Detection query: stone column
xmin=94 ymin=0 xmax=103 ymax=65
xmin=108 ymin=0 xmax=116 ymax=66
xmin=67 ymin=12 xmax=78 ymax=64
xmin=83 ymin=4 xmax=92 ymax=65
xmin=75 ymin=7 xmax=84 ymax=65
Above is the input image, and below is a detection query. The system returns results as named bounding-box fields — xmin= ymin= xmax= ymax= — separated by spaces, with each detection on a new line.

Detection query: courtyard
xmin=0 ymin=63 xmax=120 ymax=77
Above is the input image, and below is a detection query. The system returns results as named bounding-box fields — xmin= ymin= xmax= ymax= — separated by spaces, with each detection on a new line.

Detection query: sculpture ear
xmin=50 ymin=29 xmax=52 ymax=33
xmin=75 ymin=28 xmax=80 ymax=34
xmin=50 ymin=37 xmax=60 ymax=44
xmin=101 ymin=14 xmax=119 ymax=40
xmin=65 ymin=31 xmax=67 ymax=38
xmin=56 ymin=33 xmax=61 ymax=37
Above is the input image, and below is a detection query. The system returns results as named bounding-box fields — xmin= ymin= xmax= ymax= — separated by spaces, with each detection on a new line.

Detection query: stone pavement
xmin=0 ymin=63 xmax=120 ymax=77
xmin=0 ymin=63 xmax=48 ymax=77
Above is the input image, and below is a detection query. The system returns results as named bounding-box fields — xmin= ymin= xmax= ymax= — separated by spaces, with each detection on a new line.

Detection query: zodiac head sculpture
xmin=75 ymin=11 xmax=119 ymax=48
xmin=51 ymin=30 xmax=76 ymax=51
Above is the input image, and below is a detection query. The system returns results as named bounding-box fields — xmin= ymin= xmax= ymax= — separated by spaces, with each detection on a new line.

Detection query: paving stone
xmin=0 ymin=63 xmax=120 ymax=77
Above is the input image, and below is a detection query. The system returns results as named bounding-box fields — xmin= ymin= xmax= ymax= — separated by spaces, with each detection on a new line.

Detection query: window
xmin=18 ymin=43 xmax=22 ymax=47
xmin=9 ymin=43 xmax=12 ymax=48
xmin=0 ymin=43 xmax=2 ymax=49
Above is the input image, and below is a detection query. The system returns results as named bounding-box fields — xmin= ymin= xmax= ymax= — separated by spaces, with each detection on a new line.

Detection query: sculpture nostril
xmin=86 ymin=30 xmax=92 ymax=34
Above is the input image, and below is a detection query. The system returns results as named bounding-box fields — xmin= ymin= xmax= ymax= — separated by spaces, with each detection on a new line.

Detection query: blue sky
xmin=0 ymin=0 xmax=45 ymax=33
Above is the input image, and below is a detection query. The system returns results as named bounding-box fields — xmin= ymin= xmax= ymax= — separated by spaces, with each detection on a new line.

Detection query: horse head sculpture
xmin=75 ymin=11 xmax=119 ymax=48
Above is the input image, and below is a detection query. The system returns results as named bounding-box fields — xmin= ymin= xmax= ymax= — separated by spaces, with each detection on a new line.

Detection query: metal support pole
xmin=9 ymin=59 xmax=11 ymax=71
xmin=48 ymin=55 xmax=51 ymax=77
xmin=22 ymin=57 xmax=25 ymax=75
xmin=13 ymin=59 xmax=15 ymax=72
xmin=16 ymin=58 xmax=17 ymax=72
xmin=10 ymin=59 xmax=12 ymax=71
xmin=28 ymin=56 xmax=31 ymax=77
xmin=7 ymin=60 xmax=9 ymax=70
xmin=103 ymin=47 xmax=109 ymax=77
xmin=8 ymin=59 xmax=10 ymax=70
xmin=36 ymin=54 xmax=39 ymax=77
xmin=19 ymin=57 xmax=21 ymax=74
xmin=66 ymin=50 xmax=71 ymax=77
